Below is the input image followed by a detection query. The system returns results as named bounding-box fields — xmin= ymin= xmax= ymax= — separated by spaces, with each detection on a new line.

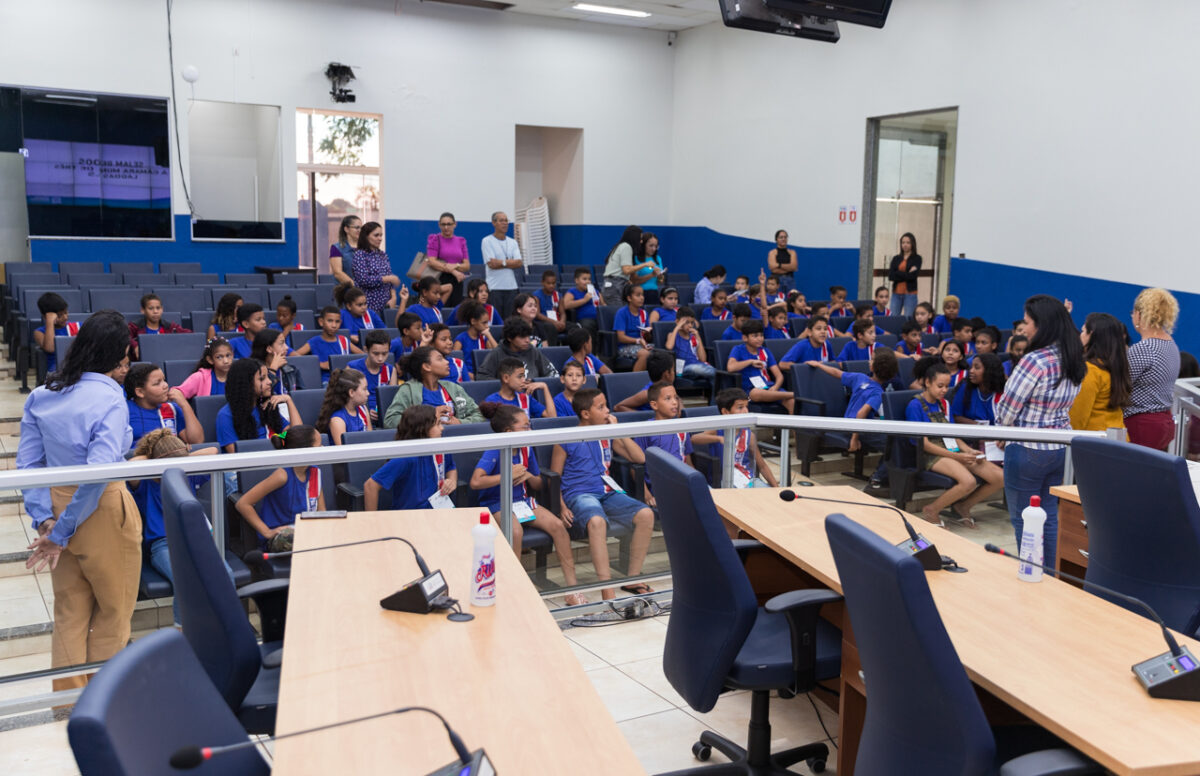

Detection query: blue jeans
xmin=890 ymin=293 xmax=918 ymax=318
xmin=147 ymin=537 xmax=179 ymax=626
xmin=565 ymin=490 xmax=648 ymax=541
xmin=681 ymin=361 xmax=717 ymax=385
xmin=1003 ymin=444 xmax=1065 ymax=569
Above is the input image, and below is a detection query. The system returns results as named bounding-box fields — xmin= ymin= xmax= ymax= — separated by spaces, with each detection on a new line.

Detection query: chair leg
xmin=772 ymin=741 xmax=829 ymax=769
xmin=893 ymin=470 xmax=916 ymax=512
xmin=796 ymin=434 xmax=817 ymax=478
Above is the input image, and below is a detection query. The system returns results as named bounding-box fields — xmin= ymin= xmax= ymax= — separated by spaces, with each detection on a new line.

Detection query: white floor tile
xmin=563 ymin=617 xmax=667 ymax=665
xmin=565 ymin=637 xmax=608 ymax=672
xmin=0 ymin=720 xmax=78 ymax=776
xmin=585 ymin=666 xmax=675 ymax=723
xmin=616 ymin=655 xmax=686 ymax=707
xmin=617 ymin=708 xmax=711 ymax=773
xmin=0 ymin=574 xmax=49 ymax=628
xmin=681 ymin=691 xmax=834 ymax=756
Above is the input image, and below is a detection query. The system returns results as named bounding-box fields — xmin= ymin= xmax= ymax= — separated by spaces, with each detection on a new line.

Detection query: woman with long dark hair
xmin=352 ymin=221 xmax=401 ymax=313
xmin=887 ymin=232 xmax=922 ymax=317
xmin=381 ymin=346 xmax=484 ymax=428
xmin=995 ymin=295 xmax=1086 ymax=569
xmin=1125 ymin=288 xmax=1181 ymax=450
xmin=329 ymin=214 xmax=361 ymax=285
xmin=215 ymin=358 xmax=299 ymax=453
xmin=19 ymin=310 xmax=140 ymax=692
xmin=767 ymin=229 xmax=798 ymax=289
xmin=600 ymin=225 xmax=652 ymax=307
xmin=1070 ymin=312 xmax=1131 ymax=433
xmin=632 ymin=231 xmax=666 ymax=293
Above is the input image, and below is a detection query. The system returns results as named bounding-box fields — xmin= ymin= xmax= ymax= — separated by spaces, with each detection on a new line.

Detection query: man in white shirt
xmin=481 ymin=211 xmax=522 ymax=318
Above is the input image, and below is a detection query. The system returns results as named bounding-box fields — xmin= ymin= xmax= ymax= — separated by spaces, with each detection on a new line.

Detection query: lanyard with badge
xmin=731 ymin=429 xmax=760 ymax=488
xmin=306 ymin=467 xmax=321 ymax=511
xmin=511 ymin=447 xmax=537 ymax=523
xmin=920 ymin=397 xmax=961 ymax=452
xmin=360 ymin=313 xmax=375 ymax=330
xmin=597 ymin=439 xmax=624 ymax=494
xmin=748 ymin=347 xmax=771 ymax=389
xmin=157 ymin=403 xmax=177 ymax=433
xmin=428 ymin=453 xmax=454 ymax=508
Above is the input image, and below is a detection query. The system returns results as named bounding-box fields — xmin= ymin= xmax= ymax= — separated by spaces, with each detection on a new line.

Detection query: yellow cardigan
xmin=1069 ymin=362 xmax=1125 ymax=431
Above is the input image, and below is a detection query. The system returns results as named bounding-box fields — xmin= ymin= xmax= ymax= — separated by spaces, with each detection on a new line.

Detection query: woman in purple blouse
xmin=425 ymin=212 xmax=471 ymax=306
xmin=352 ymin=221 xmax=400 ymax=312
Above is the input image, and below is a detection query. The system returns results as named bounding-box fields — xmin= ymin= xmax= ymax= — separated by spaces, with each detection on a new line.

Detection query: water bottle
xmin=470 ymin=510 xmax=497 ymax=606
xmin=1017 ymin=496 xmax=1047 ymax=582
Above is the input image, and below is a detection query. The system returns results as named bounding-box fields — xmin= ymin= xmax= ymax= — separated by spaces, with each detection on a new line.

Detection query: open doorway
xmin=859 ymin=108 xmax=958 ymax=311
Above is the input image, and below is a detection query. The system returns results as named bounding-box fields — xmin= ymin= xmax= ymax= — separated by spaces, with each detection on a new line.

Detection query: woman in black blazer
xmin=887 ymin=232 xmax=922 ymax=317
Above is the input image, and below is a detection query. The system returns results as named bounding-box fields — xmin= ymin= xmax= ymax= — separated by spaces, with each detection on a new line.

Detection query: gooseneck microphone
xmin=169 ymin=706 xmax=494 ymax=773
xmin=258 ymin=535 xmax=431 ymax=576
xmin=779 ymin=489 xmax=953 ymax=572
xmin=985 ymin=543 xmax=1200 ymax=701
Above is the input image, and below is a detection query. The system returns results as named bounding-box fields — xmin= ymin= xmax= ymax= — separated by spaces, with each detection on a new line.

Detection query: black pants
xmin=489 ymin=288 xmax=518 ymax=320
xmin=440 ymin=272 xmax=464 ymax=306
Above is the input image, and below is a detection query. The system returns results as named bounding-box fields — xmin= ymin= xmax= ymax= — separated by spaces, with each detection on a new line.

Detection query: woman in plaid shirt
xmin=995 ymin=295 xmax=1086 ymax=568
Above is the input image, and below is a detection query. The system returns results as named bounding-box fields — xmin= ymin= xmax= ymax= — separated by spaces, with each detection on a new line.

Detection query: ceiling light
xmin=572 ymin=3 xmax=651 ymax=17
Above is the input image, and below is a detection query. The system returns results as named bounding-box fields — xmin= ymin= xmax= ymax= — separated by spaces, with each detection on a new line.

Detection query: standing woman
xmin=352 ymin=221 xmax=400 ymax=313
xmin=19 ymin=310 xmax=140 ymax=692
xmin=600 ymin=225 xmax=647 ymax=308
xmin=887 ymin=232 xmax=922 ymax=318
xmin=1125 ymin=288 xmax=1181 ymax=450
xmin=1069 ymin=312 xmax=1131 ymax=433
xmin=767 ymin=229 xmax=798 ymax=290
xmin=329 ymin=215 xmax=361 ymax=286
xmin=425 ymin=212 xmax=470 ymax=306
xmin=995 ymin=295 xmax=1086 ymax=570
xmin=632 ymin=232 xmax=666 ymax=295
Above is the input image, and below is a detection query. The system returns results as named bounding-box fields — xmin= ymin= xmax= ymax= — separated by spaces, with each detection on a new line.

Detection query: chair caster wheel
xmin=692 ymin=742 xmax=712 ymax=761
xmin=807 ymin=757 xmax=826 ymax=773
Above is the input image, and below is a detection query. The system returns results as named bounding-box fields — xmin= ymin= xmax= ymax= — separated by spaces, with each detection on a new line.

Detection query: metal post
xmin=499 ymin=446 xmax=513 ymax=544
xmin=210 ymin=474 xmax=225 ymax=559
xmin=779 ymin=428 xmax=792 ymax=487
xmin=721 ymin=426 xmax=738 ymax=488
xmin=1172 ymin=404 xmax=1188 ymax=458
xmin=1062 ymin=448 xmax=1074 ymax=486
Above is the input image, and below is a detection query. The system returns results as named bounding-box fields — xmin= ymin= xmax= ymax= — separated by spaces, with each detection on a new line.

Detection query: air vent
xmin=422 ymin=0 xmax=514 ymax=10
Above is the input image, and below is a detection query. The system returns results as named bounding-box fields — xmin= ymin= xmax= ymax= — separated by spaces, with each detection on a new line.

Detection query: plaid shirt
xmin=995 ymin=344 xmax=1080 ymax=450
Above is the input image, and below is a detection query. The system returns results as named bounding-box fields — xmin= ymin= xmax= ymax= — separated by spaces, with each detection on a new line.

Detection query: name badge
xmin=546 ymin=310 xmax=558 ymax=321
xmin=512 ymin=501 xmax=535 ymax=523
xmin=428 ymin=491 xmax=455 ymax=509
xmin=601 ymin=474 xmax=625 ymax=494
xmin=942 ymin=437 xmax=961 ymax=452
xmin=732 ymin=469 xmax=752 ymax=489
xmin=675 ymin=358 xmax=686 ymax=376
xmin=749 ymin=375 xmax=768 ymax=389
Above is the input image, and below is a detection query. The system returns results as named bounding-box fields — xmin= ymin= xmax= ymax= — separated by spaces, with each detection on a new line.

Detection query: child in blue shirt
xmin=33 ymin=292 xmax=79 ymax=375
xmin=550 ymin=388 xmax=655 ymax=599
xmin=429 ymin=324 xmax=468 ymax=383
xmin=337 ymin=284 xmax=385 ymax=344
xmin=613 ymin=350 xmax=675 ymax=413
xmin=453 ymin=301 xmax=498 ymax=379
xmin=364 ymin=405 xmax=456 ymax=511
xmin=853 ymin=304 xmax=888 ymax=337
xmin=408 ymin=276 xmax=446 ymax=327
xmin=897 ymin=320 xmax=925 ymax=358
xmin=216 ymin=359 xmax=297 ymax=453
xmin=1005 ymin=335 xmax=1029 ymax=376
xmin=692 ymin=388 xmax=778 ymax=487
xmin=294 ymin=306 xmax=361 ymax=384
xmin=470 ymin=403 xmax=583 ymax=604
xmin=234 ymin=425 xmax=324 ymax=551
xmin=872 ymin=286 xmax=890 ymax=316
xmin=805 ymin=348 xmax=899 ymax=488
xmin=780 ymin=316 xmax=833 ymax=369
xmin=951 ymin=352 xmax=1006 ymax=424
xmin=533 ymin=269 xmax=562 ymax=323
xmin=828 ymin=285 xmax=854 ymax=317
xmin=316 ymin=367 xmax=372 ymax=445
xmin=347 ymin=330 xmax=397 ymax=423
xmin=765 ymin=305 xmax=791 ymax=340
xmin=230 ymin=303 xmax=268 ymax=360
xmin=269 ymin=295 xmax=305 ymax=349
xmin=458 ymin=278 xmax=503 ymax=327
xmin=566 ymin=327 xmax=611 ymax=376
xmin=554 ymin=360 xmax=587 ymax=417
xmin=563 ymin=268 xmax=601 ymax=342
xmin=124 ymin=363 xmax=203 ymax=445
xmin=905 ymin=363 xmax=1003 ymax=527
xmin=932 ymin=295 xmax=960 ymax=334
xmin=390 ymin=312 xmax=427 ymax=365
xmin=613 ymin=284 xmax=652 ymax=372
xmin=649 ymin=286 xmax=680 ymax=324
xmin=726 ymin=320 xmax=794 ymax=414
xmin=666 ymin=307 xmax=716 ymax=386
xmin=485 ymin=357 xmax=556 ymax=418
xmin=701 ymin=288 xmax=732 ymax=321
xmin=944 ymin=316 xmax=976 ymax=356
xmin=632 ymin=382 xmax=693 ymax=504
xmin=722 ymin=303 xmax=756 ymax=340
xmin=836 ymin=319 xmax=879 ymax=362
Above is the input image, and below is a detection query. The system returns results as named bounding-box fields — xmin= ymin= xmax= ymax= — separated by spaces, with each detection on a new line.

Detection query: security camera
xmin=667 ymin=31 xmax=677 ymax=46
xmin=325 ymin=62 xmax=357 ymax=103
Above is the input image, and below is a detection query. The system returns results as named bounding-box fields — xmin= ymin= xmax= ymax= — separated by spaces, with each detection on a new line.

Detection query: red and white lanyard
xmin=484 ymin=304 xmax=495 ymax=323
xmin=517 ymin=447 xmax=536 ymax=507
xmin=336 ymin=335 xmax=350 ymax=354
xmin=867 ymin=343 xmax=876 ymax=359
xmin=755 ymin=348 xmax=771 ymax=383
xmin=379 ymin=363 xmax=392 ymax=383
xmin=475 ymin=335 xmax=487 ymax=350
xmin=923 ymin=324 xmax=936 ymax=334
xmin=733 ymin=429 xmax=752 ymax=476
xmin=550 ymin=291 xmax=560 ymax=307
xmin=674 ymin=432 xmax=688 ymax=461
xmin=306 ymin=467 xmax=321 ymax=511
xmin=64 ymin=321 xmax=80 ymax=335
xmin=355 ymin=405 xmax=370 ymax=427
xmin=516 ymin=392 xmax=531 ymax=411
xmin=157 ymin=403 xmax=177 ymax=432
xmin=583 ymin=356 xmax=598 ymax=376
xmin=819 ymin=341 xmax=830 ymax=361
xmin=450 ymin=357 xmax=465 ymax=381
xmin=636 ymin=308 xmax=648 ymax=327
xmin=439 ymin=385 xmax=453 ymax=406
xmin=688 ymin=333 xmax=700 ymax=352
xmin=430 ymin=304 xmax=443 ymax=324
xmin=432 ymin=453 xmax=446 ymax=488
xmin=359 ymin=313 xmax=375 ymax=330
xmin=717 ymin=308 xmax=731 ymax=321
xmin=952 ymin=369 xmax=967 ymax=386
xmin=596 ymin=439 xmax=614 ymax=492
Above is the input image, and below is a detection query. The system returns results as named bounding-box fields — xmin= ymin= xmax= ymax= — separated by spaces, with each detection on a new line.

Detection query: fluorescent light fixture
xmin=43 ymin=94 xmax=98 ymax=103
xmin=572 ymin=3 xmax=651 ymax=17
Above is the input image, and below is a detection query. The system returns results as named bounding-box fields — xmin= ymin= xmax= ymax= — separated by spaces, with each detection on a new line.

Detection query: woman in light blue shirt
xmin=19 ymin=310 xmax=141 ymax=691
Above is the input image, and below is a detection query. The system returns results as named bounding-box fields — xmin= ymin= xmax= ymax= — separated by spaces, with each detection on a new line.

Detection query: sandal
xmin=620 ymin=583 xmax=654 ymax=595
xmin=564 ymin=593 xmax=589 ymax=607
xmin=918 ymin=509 xmax=945 ymax=528
xmin=941 ymin=508 xmax=978 ymax=529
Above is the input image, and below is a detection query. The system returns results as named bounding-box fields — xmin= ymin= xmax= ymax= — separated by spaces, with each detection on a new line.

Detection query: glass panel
xmin=873 ymin=129 xmax=943 ymax=307
xmin=311 ymin=114 xmax=379 ymax=168
xmin=297 ymin=170 xmax=313 ymax=268
xmin=306 ymin=172 xmax=381 ymax=273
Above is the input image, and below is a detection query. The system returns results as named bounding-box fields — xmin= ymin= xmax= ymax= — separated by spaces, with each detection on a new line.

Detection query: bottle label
xmin=473 ymin=553 xmax=496 ymax=600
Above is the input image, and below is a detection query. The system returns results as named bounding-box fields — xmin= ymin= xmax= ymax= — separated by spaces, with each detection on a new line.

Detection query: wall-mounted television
xmin=718 ymin=0 xmax=841 ymax=42
xmin=762 ymin=0 xmax=893 ymax=29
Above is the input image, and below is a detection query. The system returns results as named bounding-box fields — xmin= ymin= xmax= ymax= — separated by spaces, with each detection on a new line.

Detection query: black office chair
xmin=1072 ymin=437 xmax=1200 ymax=637
xmin=645 ymin=448 xmax=841 ymax=775
xmin=881 ymin=390 xmax=957 ymax=510
xmin=825 ymin=513 xmax=1099 ymax=775
xmin=163 ymin=468 xmax=289 ymax=734
xmin=69 ymin=629 xmax=270 ymax=776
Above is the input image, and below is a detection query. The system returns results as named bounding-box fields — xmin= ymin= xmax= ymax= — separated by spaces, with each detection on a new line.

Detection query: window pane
xmin=295 ymin=111 xmax=311 ymax=164
xmin=311 ymin=114 xmax=379 ymax=168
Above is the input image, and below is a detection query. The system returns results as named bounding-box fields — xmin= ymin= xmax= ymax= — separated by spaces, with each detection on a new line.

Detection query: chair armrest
xmin=598 ymin=330 xmax=617 ymax=358
xmin=765 ymin=588 xmax=843 ymax=696
xmin=237 ymin=578 xmax=290 ymax=601
xmin=730 ymin=539 xmax=764 ymax=564
xmin=261 ymin=648 xmax=284 ymax=670
xmin=795 ymin=396 xmax=826 ymax=416
xmin=998 ymin=748 xmax=1101 ymax=776
xmin=764 ymin=588 xmax=843 ymax=614
xmin=238 ymin=578 xmax=290 ymax=644
xmin=337 ymin=482 xmax=364 ymax=498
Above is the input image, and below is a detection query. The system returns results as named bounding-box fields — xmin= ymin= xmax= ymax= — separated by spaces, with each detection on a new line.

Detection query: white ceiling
xmin=435 ymin=0 xmax=724 ymax=32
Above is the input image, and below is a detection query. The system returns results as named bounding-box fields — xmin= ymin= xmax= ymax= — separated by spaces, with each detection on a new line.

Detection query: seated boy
xmin=566 ymin=326 xmax=611 ymax=376
xmin=836 ymin=318 xmax=878 ymax=362
xmin=562 ymin=268 xmax=602 ymax=343
xmin=692 ymin=388 xmax=778 ymax=487
xmin=897 ymin=320 xmax=925 ymax=358
xmin=485 ymin=357 xmax=556 ymax=418
xmin=666 ymin=306 xmax=716 ymax=386
xmin=347 ymin=330 xmax=397 ymax=424
xmin=943 ymin=316 xmax=976 ymax=356
xmin=764 ymin=275 xmax=787 ymax=306
xmin=932 ymin=295 xmax=960 ymax=334
xmin=390 ymin=312 xmax=427 ymax=363
xmin=726 ymin=319 xmax=794 ymax=413
xmin=780 ymin=316 xmax=833 ymax=369
xmin=294 ymin=305 xmax=361 ymax=383
xmin=854 ymin=303 xmax=887 ymax=336
xmin=533 ymin=269 xmax=567 ymax=334
xmin=828 ymin=285 xmax=854 ymax=317
xmin=614 ymin=349 xmax=675 ymax=412
xmin=872 ymin=285 xmax=891 ymax=316
xmin=554 ymin=359 xmax=588 ymax=417
xmin=722 ymin=304 xmax=755 ymax=340
xmin=632 ymin=381 xmax=692 ymax=507
xmin=804 ymin=347 xmax=899 ymax=489
xmin=229 ymin=303 xmax=267 ymax=360
xmin=33 ymin=292 xmax=79 ymax=375
xmin=765 ymin=304 xmax=790 ymax=339
xmin=550 ymin=388 xmax=655 ymax=599
xmin=731 ymin=275 xmax=751 ymax=304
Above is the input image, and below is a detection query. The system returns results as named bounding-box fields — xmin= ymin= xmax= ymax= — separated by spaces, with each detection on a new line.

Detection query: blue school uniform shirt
xmin=782 ymin=338 xmax=832 ymax=364
xmin=564 ymin=288 xmax=597 ymax=320
xmin=35 ymin=322 xmax=79 ymax=373
xmin=341 ymin=309 xmax=384 ymax=339
xmin=568 ymin=354 xmax=605 ymax=377
xmin=533 ymin=288 xmax=560 ymax=316
xmin=258 ymin=467 xmax=322 ymax=544
xmin=701 ymin=306 xmax=731 ymax=321
xmin=842 ymin=373 xmax=883 ymax=420
xmin=613 ymin=306 xmax=649 ymax=339
xmin=216 ymin=405 xmax=288 ymax=449
xmin=634 ymin=431 xmax=693 ymax=493
xmin=655 ymin=308 xmax=678 ymax=323
xmin=390 ymin=336 xmax=416 ymax=364
xmin=728 ymin=343 xmax=777 ymax=392
xmin=830 ymin=305 xmax=854 ymax=318
xmin=560 ymin=438 xmax=621 ymax=500
xmin=369 ymin=453 xmax=455 ymax=510
xmin=721 ymin=325 xmax=744 ymax=341
xmin=947 ymin=368 xmax=967 ymax=389
xmin=330 ymin=407 xmax=367 ymax=438
xmin=932 ymin=314 xmax=955 ymax=334
xmin=134 ymin=474 xmax=209 ymax=543
xmin=308 ymin=335 xmax=353 ymax=378
xmin=454 ymin=331 xmax=489 ymax=364
xmin=711 ymin=428 xmax=756 ymax=477
xmin=673 ymin=332 xmax=703 ymax=367
xmin=445 ymin=354 xmax=468 ymax=383
xmin=765 ymin=325 xmax=790 ymax=340
xmin=268 ymin=321 xmax=305 ymax=348
xmin=951 ymin=384 xmax=998 ymax=424
xmin=905 ymin=395 xmax=954 ymax=445
xmin=475 ymin=447 xmax=540 ymax=513
xmin=421 ymin=383 xmax=456 ymax=410
xmin=898 ymin=340 xmax=924 ymax=357
xmin=837 ymin=342 xmax=876 ymax=362
xmin=347 ymin=358 xmax=394 ymax=412
xmin=485 ymin=391 xmax=546 ymax=419
xmin=410 ymin=302 xmax=444 ymax=327
xmin=230 ymin=336 xmax=254 ymax=360
xmin=553 ymin=392 xmax=576 ymax=417
xmin=127 ymin=400 xmax=184 ymax=446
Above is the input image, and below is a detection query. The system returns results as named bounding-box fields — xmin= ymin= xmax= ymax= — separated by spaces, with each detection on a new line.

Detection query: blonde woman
xmin=1125 ymin=288 xmax=1181 ymax=450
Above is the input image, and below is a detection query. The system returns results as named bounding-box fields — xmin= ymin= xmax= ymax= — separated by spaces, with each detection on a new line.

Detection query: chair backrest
xmin=377 ymin=383 xmax=400 ymax=419
xmin=288 ymin=388 xmax=326 ymax=428
xmin=643 ymin=448 xmax=759 ymax=712
xmin=152 ymin=287 xmax=208 ymax=316
xmin=825 ymin=513 xmax=994 ymax=775
xmin=24 ymin=286 xmax=82 ymax=316
xmin=87 ymin=287 xmax=142 ymax=313
xmin=683 ymin=405 xmax=720 ymax=418
xmin=600 ymin=371 xmax=649 ymax=410
xmin=763 ymin=337 xmax=801 ymax=363
xmin=288 ymin=355 xmax=321 ymax=391
xmin=162 ymin=262 xmax=203 ymax=275
xmin=896 ymin=356 xmax=915 ymax=388
xmin=442 ymin=422 xmax=491 ymax=438
xmin=269 ymin=286 xmax=317 ymax=311
xmin=787 ymin=317 xmax=811 ymax=338
xmin=882 ymin=390 xmax=921 ymax=468
xmin=463 ymin=379 xmax=501 ymax=405
xmin=174 ymin=272 xmax=222 ymax=285
xmin=58 ymin=260 xmax=104 ymax=274
xmin=614 ymin=410 xmax=654 ymax=424
xmin=540 ymin=345 xmax=573 ymax=372
xmin=532 ymin=415 xmax=579 ymax=431
xmin=225 ymin=273 xmax=269 ymax=286
xmin=109 ymin=261 xmax=154 ymax=275
xmin=830 ymin=316 xmax=854 ymax=332
xmin=68 ymin=629 xmax=269 ymax=776
xmin=875 ymin=315 xmax=907 ymax=334
xmin=828 ymin=335 xmax=852 ymax=355
xmin=161 ymin=468 xmax=262 ymax=712
xmin=195 ymin=395 xmax=227 ymax=443
xmin=1072 ymin=437 xmax=1200 ymax=634
xmin=67 ymin=272 xmax=121 ymax=287
xmin=139 ymin=332 xmax=208 ymax=367
xmin=121 ymin=272 xmax=160 ymax=287
xmin=234 ymin=439 xmax=334 ymax=497
xmin=877 ymin=333 xmax=898 ymax=347
xmin=699 ymin=319 xmax=728 ymax=346
xmin=164 ymin=359 xmax=197 ymax=388
xmin=842 ymin=360 xmax=871 ymax=375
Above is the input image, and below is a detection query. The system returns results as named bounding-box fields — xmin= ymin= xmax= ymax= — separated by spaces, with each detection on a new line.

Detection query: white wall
xmin=670 ymin=0 xmax=1200 ymax=291
xmin=0 ymin=0 xmax=674 ymax=227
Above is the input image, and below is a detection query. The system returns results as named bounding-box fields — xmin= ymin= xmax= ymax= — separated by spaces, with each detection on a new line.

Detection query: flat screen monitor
xmin=718 ymin=0 xmax=841 ymax=42
xmin=762 ymin=0 xmax=893 ymax=28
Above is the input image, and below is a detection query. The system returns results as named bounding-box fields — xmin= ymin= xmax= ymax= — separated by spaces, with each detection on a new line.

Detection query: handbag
xmin=406 ymin=251 xmax=438 ymax=281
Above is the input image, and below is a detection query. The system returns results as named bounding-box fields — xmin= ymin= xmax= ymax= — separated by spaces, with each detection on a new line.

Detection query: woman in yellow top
xmin=1070 ymin=312 xmax=1132 ymax=431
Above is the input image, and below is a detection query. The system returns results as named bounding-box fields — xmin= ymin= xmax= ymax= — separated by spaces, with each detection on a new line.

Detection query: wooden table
xmin=1051 ymin=484 xmax=1089 ymax=581
xmin=273 ymin=508 xmax=645 ymax=775
xmin=710 ymin=486 xmax=1200 ymax=776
